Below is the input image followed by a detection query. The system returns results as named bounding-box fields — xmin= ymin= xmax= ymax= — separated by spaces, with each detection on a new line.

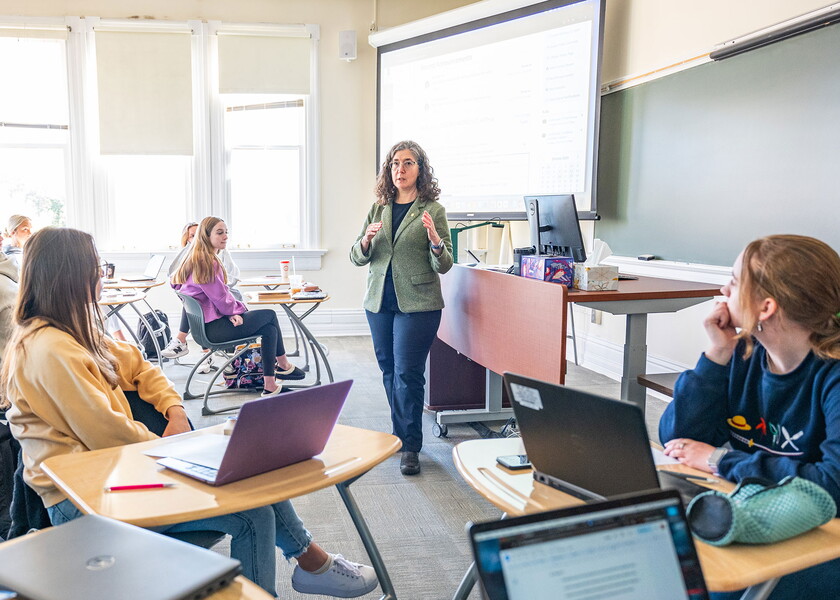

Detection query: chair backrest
xmin=176 ymin=292 xmax=216 ymax=350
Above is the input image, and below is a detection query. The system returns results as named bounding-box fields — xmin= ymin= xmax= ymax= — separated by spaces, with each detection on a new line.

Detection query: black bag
xmin=136 ymin=310 xmax=171 ymax=359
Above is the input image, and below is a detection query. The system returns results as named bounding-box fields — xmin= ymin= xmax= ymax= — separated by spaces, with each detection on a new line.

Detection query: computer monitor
xmin=524 ymin=195 xmax=586 ymax=262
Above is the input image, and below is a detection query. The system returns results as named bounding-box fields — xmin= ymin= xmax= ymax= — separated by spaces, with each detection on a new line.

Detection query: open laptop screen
xmin=470 ymin=490 xmax=709 ymax=600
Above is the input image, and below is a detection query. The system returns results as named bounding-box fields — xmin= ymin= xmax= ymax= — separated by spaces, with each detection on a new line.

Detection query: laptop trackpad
xmin=144 ymin=434 xmax=230 ymax=469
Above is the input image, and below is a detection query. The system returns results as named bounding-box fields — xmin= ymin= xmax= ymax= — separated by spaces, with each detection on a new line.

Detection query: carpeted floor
xmin=166 ymin=335 xmax=668 ymax=599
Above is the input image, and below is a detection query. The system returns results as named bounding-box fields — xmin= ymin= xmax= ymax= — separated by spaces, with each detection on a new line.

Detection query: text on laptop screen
xmin=473 ymin=498 xmax=707 ymax=600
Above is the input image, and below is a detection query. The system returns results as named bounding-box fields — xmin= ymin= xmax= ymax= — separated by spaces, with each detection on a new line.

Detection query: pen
xmin=105 ymin=483 xmax=176 ymax=492
xmin=659 ymin=470 xmax=718 ymax=484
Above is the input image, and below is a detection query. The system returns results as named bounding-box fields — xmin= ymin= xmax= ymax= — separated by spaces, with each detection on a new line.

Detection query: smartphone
xmin=496 ymin=454 xmax=532 ymax=470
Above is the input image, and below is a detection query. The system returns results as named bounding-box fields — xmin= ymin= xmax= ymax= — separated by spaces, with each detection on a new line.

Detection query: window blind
xmin=218 ymin=34 xmax=311 ymax=95
xmin=95 ymin=30 xmax=193 ymax=155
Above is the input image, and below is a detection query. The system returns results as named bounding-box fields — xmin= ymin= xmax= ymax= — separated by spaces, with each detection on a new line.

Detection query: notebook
xmin=503 ymin=373 xmax=713 ymax=502
xmin=0 ymin=515 xmax=241 ymax=600
xmin=121 ymin=254 xmax=166 ymax=282
xmin=469 ymin=489 xmax=710 ymax=600
xmin=152 ymin=380 xmax=351 ymax=485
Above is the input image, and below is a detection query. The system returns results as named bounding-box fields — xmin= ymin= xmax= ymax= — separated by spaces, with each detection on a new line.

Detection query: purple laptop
xmin=156 ymin=380 xmax=352 ymax=485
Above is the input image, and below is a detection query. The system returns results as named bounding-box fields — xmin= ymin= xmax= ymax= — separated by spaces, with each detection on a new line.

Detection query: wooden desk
xmin=435 ymin=265 xmax=719 ymax=421
xmin=43 ymin=424 xmax=402 ymax=600
xmin=453 ymin=438 xmax=840 ymax=598
xmin=103 ymin=278 xmax=166 ymax=292
xmin=0 ymin=528 xmax=273 ymax=600
xmin=98 ymin=291 xmax=166 ymax=362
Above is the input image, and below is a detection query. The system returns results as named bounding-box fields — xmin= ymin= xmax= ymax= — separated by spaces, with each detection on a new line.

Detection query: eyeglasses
xmin=98 ymin=258 xmax=108 ymax=278
xmin=390 ymin=159 xmax=417 ymax=170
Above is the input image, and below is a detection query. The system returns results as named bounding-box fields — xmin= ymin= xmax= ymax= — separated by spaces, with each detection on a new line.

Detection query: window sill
xmin=101 ymin=248 xmax=327 ymax=274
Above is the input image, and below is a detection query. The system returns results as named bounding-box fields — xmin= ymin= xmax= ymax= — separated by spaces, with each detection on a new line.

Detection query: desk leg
xmin=621 ymin=313 xmax=648 ymax=416
xmin=280 ymin=305 xmax=334 ymax=387
xmin=451 ymin=561 xmax=477 ymax=600
xmin=739 ymin=578 xmax=779 ymax=600
xmin=335 ymin=478 xmax=397 ymax=600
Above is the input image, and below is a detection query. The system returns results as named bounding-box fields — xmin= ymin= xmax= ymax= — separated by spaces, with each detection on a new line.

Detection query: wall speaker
xmin=339 ymin=30 xmax=357 ymax=61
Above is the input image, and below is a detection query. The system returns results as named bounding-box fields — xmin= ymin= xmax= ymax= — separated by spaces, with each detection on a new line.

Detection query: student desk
xmin=240 ymin=278 xmax=332 ymax=386
xmin=433 ymin=265 xmax=720 ymax=427
xmin=98 ymin=291 xmax=166 ymax=362
xmin=42 ymin=424 xmax=403 ymax=600
xmin=0 ymin=527 xmax=273 ymax=599
xmin=451 ymin=438 xmax=840 ymax=600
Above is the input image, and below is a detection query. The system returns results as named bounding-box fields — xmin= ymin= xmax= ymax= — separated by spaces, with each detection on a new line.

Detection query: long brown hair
xmin=173 ymin=216 xmax=226 ymax=285
xmin=1 ymin=228 xmax=119 ymax=398
xmin=738 ymin=234 xmax=840 ymax=359
xmin=374 ymin=140 xmax=441 ymax=206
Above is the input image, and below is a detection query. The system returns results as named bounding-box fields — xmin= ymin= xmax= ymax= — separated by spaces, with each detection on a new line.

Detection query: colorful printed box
xmin=520 ymin=255 xmax=575 ymax=286
xmin=573 ymin=264 xmax=619 ymax=291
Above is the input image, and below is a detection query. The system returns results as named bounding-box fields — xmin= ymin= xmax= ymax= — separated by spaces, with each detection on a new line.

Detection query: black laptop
xmin=503 ymin=372 xmax=713 ymax=502
xmin=469 ymin=489 xmax=710 ymax=600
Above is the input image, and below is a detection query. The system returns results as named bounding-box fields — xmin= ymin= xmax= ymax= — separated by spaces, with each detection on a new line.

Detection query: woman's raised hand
xmin=422 ymin=211 xmax=441 ymax=246
xmin=704 ymin=301 xmax=738 ymax=365
xmin=360 ymin=221 xmax=383 ymax=253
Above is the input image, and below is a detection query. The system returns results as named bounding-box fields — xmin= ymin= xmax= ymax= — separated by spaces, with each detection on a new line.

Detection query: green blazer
xmin=350 ymin=198 xmax=453 ymax=313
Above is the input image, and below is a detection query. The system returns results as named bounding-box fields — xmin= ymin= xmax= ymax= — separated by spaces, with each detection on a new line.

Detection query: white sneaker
xmin=197 ymin=354 xmax=214 ymax=374
xmin=161 ymin=338 xmax=189 ymax=359
xmin=291 ymin=554 xmax=378 ymax=598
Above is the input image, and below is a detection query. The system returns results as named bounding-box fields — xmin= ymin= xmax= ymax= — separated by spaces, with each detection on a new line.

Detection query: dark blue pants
xmin=366 ymin=307 xmax=441 ymax=453
xmin=710 ymin=557 xmax=840 ymax=600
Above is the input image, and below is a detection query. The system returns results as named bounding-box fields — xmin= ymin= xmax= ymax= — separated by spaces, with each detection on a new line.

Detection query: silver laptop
xmin=0 ymin=515 xmax=240 ymax=600
xmin=503 ymin=373 xmax=710 ymax=502
xmin=152 ymin=380 xmax=351 ymax=485
xmin=122 ymin=254 xmax=166 ymax=282
xmin=469 ymin=489 xmax=710 ymax=600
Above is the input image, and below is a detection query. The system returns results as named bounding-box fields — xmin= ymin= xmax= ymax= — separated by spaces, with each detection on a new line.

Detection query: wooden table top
xmin=567 ymin=274 xmax=721 ymax=302
xmin=244 ymin=292 xmax=329 ymax=306
xmin=43 ymin=424 xmax=401 ymax=528
xmin=103 ymin=279 xmax=166 ymax=290
xmin=98 ymin=291 xmax=147 ymax=306
xmin=238 ymin=277 xmax=291 ymax=288
xmin=454 ymin=438 xmax=840 ymax=592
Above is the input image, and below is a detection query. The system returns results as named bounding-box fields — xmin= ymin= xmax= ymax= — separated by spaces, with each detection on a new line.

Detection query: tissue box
xmin=520 ymin=255 xmax=574 ymax=286
xmin=573 ymin=264 xmax=619 ymax=291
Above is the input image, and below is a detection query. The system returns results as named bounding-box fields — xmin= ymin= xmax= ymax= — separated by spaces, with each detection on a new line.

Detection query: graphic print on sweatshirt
xmin=727 ymin=414 xmax=805 ymax=457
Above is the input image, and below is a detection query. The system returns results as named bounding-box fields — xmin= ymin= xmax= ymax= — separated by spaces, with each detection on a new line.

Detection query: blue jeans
xmin=48 ymin=498 xmax=311 ymax=597
xmin=366 ymin=306 xmax=442 ymax=453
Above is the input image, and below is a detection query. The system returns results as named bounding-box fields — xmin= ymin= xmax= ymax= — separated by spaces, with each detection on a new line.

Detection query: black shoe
xmin=400 ymin=451 xmax=420 ymax=476
xmin=276 ymin=365 xmax=306 ymax=380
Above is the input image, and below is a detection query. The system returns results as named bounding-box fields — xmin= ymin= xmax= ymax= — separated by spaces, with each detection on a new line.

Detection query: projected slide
xmin=378 ymin=0 xmax=603 ymax=217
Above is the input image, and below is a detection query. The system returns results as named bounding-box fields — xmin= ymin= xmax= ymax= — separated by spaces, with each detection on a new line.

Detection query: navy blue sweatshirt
xmin=659 ymin=340 xmax=840 ymax=508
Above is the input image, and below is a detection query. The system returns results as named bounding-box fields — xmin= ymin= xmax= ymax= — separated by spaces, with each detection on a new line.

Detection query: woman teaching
xmin=1 ymin=227 xmax=377 ymax=598
xmin=659 ymin=234 xmax=840 ymax=599
xmin=350 ymin=140 xmax=453 ymax=475
xmin=172 ymin=216 xmax=304 ymax=395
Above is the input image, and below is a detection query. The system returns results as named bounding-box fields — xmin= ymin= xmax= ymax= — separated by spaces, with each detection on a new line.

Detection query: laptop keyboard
xmin=181 ymin=461 xmax=219 ymax=481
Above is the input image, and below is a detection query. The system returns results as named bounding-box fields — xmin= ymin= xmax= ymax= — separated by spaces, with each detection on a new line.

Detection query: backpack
xmin=136 ymin=310 xmax=171 ymax=360
xmin=223 ymin=344 xmax=264 ymax=389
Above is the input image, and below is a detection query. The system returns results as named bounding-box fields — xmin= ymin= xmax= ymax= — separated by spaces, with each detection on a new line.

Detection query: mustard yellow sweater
xmin=5 ymin=321 xmax=183 ymax=507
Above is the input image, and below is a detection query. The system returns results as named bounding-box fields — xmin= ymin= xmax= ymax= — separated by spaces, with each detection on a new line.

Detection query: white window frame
xmin=6 ymin=16 xmax=325 ymax=270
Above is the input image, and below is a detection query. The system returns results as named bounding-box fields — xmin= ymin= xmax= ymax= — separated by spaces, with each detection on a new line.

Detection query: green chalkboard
xmin=595 ymin=24 xmax=840 ymax=267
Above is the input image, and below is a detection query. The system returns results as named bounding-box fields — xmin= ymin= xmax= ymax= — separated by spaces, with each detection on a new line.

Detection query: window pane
xmin=224 ymin=93 xmax=306 ymax=248
xmin=230 ymin=148 xmax=301 ymax=247
xmin=0 ymin=147 xmax=67 ymax=227
xmin=102 ymin=155 xmax=190 ymax=250
xmin=0 ymin=37 xmax=68 ymax=125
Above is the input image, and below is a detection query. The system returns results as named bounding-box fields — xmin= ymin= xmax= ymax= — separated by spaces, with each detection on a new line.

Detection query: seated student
xmin=0 ymin=231 xmax=17 ymax=366
xmin=0 ymin=227 xmax=377 ymax=598
xmin=659 ymin=234 xmax=840 ymax=600
xmin=171 ymin=217 xmax=304 ymax=395
xmin=2 ymin=215 xmax=32 ymax=272
xmin=162 ymin=221 xmax=242 ymax=363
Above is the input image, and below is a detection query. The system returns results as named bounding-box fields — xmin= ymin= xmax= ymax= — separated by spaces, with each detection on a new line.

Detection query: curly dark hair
xmin=374 ymin=140 xmax=441 ymax=205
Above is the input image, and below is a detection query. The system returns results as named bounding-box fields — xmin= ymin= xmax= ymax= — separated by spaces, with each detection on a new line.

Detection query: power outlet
xmin=590 ymin=309 xmax=602 ymax=325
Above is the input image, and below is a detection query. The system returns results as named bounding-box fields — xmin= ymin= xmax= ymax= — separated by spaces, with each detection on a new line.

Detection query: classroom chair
xmin=176 ymin=292 xmax=262 ymax=415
